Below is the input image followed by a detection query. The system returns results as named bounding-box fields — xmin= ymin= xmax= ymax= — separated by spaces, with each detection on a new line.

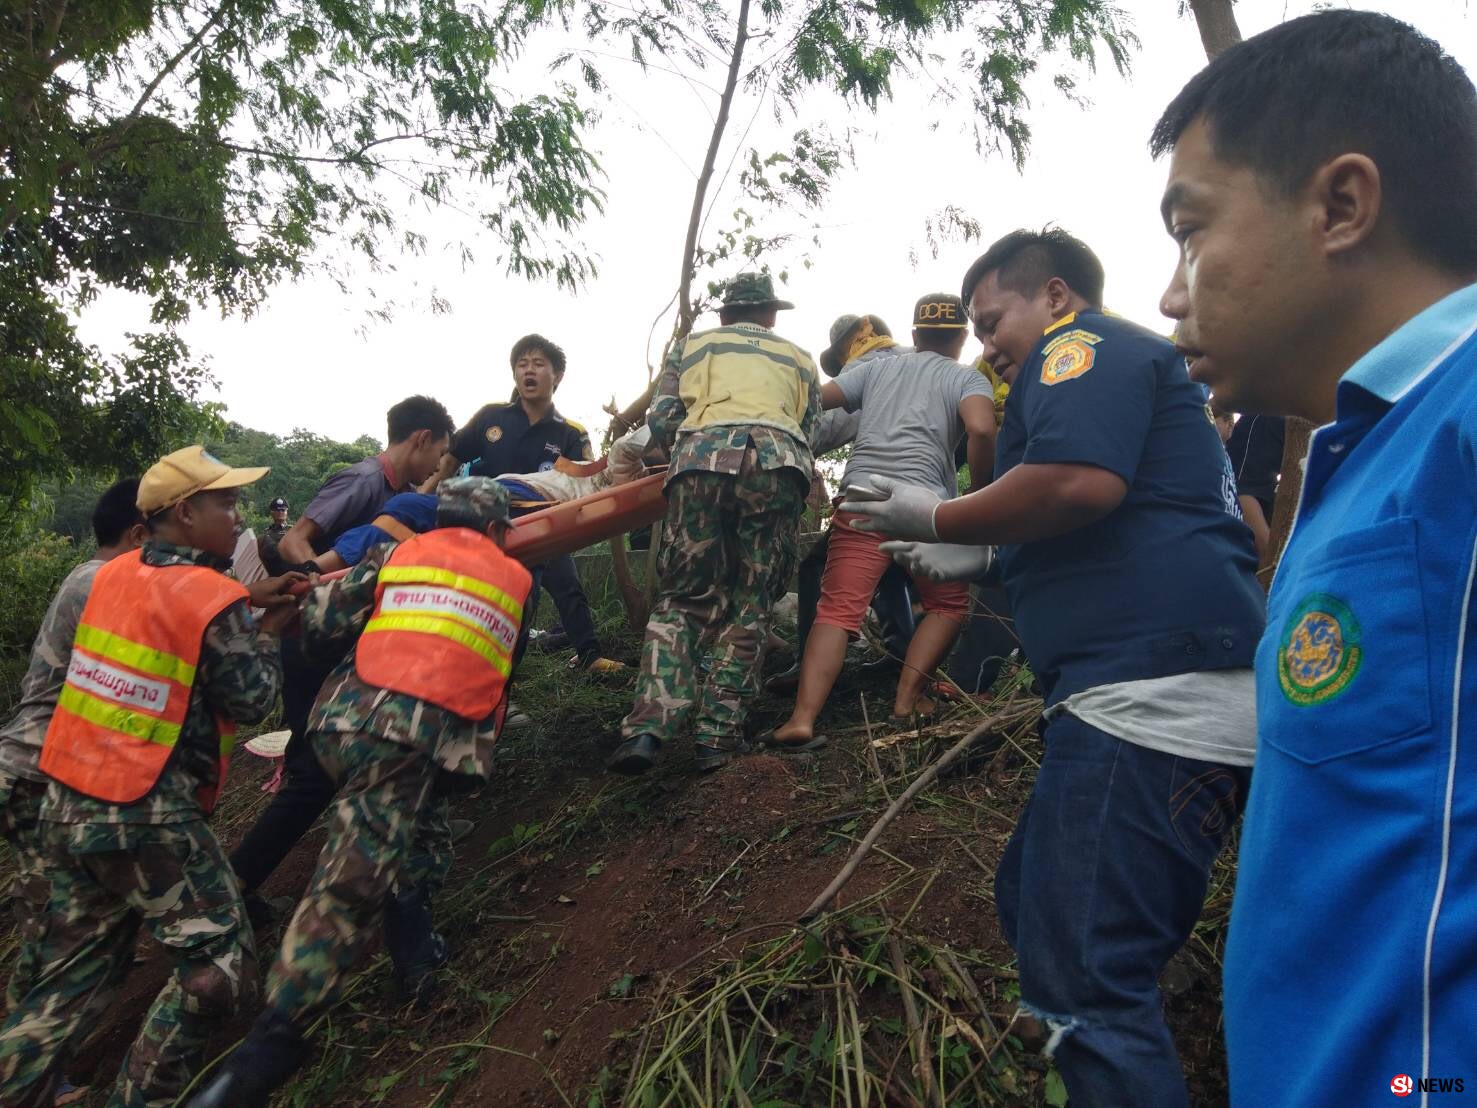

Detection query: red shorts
xmin=813 ymin=511 xmax=970 ymax=633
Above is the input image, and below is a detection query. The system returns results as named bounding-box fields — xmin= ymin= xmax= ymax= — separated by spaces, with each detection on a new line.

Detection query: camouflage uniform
xmin=0 ymin=558 xmax=105 ymax=1014
xmin=186 ymin=480 xmax=519 ymax=1108
xmin=620 ymin=305 xmax=820 ymax=750
xmin=262 ymin=531 xmax=503 ymax=1024
xmin=0 ymin=542 xmax=281 ymax=1108
xmin=265 ymin=478 xmax=513 ymax=1022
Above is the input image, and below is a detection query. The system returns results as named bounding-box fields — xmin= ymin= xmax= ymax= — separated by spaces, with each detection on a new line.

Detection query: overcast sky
xmin=76 ymin=0 xmax=1476 ymax=449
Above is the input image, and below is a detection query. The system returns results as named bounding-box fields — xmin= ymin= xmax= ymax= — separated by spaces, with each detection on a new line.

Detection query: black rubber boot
xmin=693 ymin=736 xmax=747 ymax=773
xmin=607 ymin=734 xmax=660 ymax=775
xmin=383 ymin=885 xmax=449 ymax=1005
xmin=186 ymin=1009 xmax=308 ymax=1108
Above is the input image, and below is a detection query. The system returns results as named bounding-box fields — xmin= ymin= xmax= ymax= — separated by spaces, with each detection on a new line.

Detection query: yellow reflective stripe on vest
xmin=377 ymin=566 xmax=524 ymax=622
xmin=56 ymin=684 xmax=182 ymax=747
xmin=373 ymin=605 xmax=516 ymax=660
xmin=73 ymin=623 xmax=197 ymax=686
xmin=362 ymin=613 xmax=514 ymax=676
xmin=218 ymin=723 xmax=237 ymax=757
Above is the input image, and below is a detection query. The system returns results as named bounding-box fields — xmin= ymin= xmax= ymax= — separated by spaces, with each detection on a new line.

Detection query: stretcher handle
xmin=288 ymin=568 xmax=348 ymax=596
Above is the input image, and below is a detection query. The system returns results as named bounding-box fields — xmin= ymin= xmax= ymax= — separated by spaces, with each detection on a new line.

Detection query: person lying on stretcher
xmin=309 ymin=425 xmax=656 ymax=574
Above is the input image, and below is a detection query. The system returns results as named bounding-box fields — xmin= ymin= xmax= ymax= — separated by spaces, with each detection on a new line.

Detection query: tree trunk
xmin=1186 ymin=0 xmax=1316 ymax=588
xmin=1187 ymin=0 xmax=1242 ymax=58
xmin=608 ymin=0 xmax=752 ymax=630
xmin=673 ymin=0 xmax=751 ymax=338
xmin=1258 ymin=418 xmax=1312 ymax=585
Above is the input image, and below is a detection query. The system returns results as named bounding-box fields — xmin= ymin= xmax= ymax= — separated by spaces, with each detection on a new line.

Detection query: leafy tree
xmin=1 ymin=0 xmax=606 ymax=514
xmin=206 ymin=423 xmax=384 ymax=530
xmin=555 ymin=0 xmax=1138 ymax=622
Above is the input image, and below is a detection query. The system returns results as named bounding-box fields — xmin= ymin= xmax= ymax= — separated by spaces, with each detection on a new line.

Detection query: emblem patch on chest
xmin=1039 ymin=328 xmax=1103 ymax=386
xmin=1278 ymin=593 xmax=1363 ymax=706
xmin=484 ymin=426 xmax=503 ymax=443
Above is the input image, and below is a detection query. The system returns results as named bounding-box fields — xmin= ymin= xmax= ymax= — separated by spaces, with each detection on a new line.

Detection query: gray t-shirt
xmin=0 ymin=558 xmax=103 ymax=783
xmin=836 ymin=350 xmax=994 ymax=500
xmin=1046 ymin=668 xmax=1257 ymax=767
xmin=810 ymin=344 xmax=913 ymax=456
xmin=303 ymin=454 xmax=399 ymax=553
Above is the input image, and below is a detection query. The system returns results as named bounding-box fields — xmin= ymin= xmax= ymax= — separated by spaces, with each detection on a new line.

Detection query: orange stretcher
xmin=504 ymin=471 xmax=668 ymax=565
xmin=287 ymin=471 xmax=669 ymax=595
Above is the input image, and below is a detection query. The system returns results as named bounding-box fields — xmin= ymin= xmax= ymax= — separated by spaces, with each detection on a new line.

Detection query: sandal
xmin=754 ymin=729 xmax=829 ymax=753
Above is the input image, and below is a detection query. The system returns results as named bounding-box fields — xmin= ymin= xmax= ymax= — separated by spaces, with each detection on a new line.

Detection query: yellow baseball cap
xmin=137 ymin=446 xmax=270 ymax=515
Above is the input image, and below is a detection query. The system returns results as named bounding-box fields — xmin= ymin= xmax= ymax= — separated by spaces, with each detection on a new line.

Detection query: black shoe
xmin=693 ymin=738 xmax=746 ymax=773
xmin=384 ymin=886 xmax=450 ymax=1005
xmin=529 ymin=628 xmax=570 ymax=653
xmin=607 ymin=734 xmax=660 ymax=775
xmin=186 ymin=1009 xmax=308 ymax=1107
xmin=395 ymin=930 xmax=449 ymax=1005
xmin=764 ymin=664 xmax=800 ymax=694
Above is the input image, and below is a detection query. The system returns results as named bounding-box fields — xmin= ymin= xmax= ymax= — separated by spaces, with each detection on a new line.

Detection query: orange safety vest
xmin=40 ymin=550 xmax=249 ymax=813
xmin=355 ymin=528 xmax=532 ymax=720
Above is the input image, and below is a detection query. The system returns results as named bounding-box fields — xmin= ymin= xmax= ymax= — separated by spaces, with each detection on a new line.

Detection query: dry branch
xmin=799 ymin=711 xmax=1015 ymax=922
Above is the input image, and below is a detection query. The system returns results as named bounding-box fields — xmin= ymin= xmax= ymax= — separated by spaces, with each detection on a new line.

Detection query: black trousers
xmin=529 ymin=553 xmax=600 ymax=659
xmin=229 ymin=637 xmax=341 ymax=894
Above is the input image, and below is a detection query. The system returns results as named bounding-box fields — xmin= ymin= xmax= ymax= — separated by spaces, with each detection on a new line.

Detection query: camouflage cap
xmin=820 ymin=313 xmax=892 ymax=377
xmin=720 ymin=271 xmax=795 ymax=310
xmin=437 ymin=476 xmax=510 ymax=529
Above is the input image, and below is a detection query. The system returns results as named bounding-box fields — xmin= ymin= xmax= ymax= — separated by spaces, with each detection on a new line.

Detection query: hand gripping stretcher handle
xmin=287 ymin=472 xmax=669 ymax=596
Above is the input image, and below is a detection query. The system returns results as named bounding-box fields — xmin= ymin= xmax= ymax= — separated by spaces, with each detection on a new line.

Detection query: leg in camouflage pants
xmin=264 ymin=728 xmax=452 ymax=1024
xmin=0 ymin=819 xmax=256 ymax=1108
xmin=1 ymin=777 xmax=56 ymax=1015
xmin=621 ymin=453 xmax=804 ymax=746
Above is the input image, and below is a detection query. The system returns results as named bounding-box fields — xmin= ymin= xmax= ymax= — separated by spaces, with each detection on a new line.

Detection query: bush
xmin=0 ymin=526 xmax=87 ymax=715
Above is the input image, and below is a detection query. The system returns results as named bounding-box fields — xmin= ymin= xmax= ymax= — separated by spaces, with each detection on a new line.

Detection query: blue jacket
xmin=995 ymin=310 xmax=1264 ymax=704
xmin=1227 ymin=283 xmax=1477 ymax=1106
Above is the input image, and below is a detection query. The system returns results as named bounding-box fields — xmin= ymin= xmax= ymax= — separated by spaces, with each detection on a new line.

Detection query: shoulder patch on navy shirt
xmin=1039 ymin=328 xmax=1103 ymax=386
xmin=484 ymin=425 xmax=504 ymax=443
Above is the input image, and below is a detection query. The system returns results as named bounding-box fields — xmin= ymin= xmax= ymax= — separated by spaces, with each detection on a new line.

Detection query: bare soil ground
xmin=0 ymin=631 xmax=1235 ymax=1107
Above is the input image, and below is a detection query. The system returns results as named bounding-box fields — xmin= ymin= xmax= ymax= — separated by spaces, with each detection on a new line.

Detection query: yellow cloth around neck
xmin=845 ymin=333 xmax=895 ymax=365
xmin=975 ymin=357 xmax=1011 ymax=421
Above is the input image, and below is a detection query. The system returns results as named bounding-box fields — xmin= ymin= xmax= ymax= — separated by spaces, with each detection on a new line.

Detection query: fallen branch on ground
xmin=799 ymin=697 xmax=1032 ymax=923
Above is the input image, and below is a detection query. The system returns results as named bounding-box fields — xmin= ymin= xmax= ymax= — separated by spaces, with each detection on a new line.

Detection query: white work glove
xmin=880 ymin=541 xmax=995 ymax=583
xmin=837 ymin=476 xmax=942 ymax=541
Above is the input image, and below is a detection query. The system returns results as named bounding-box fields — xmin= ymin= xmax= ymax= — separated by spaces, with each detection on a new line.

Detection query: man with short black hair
xmin=1153 ymin=11 xmax=1477 ymax=1104
xmin=276 ymin=395 xmax=453 ymax=568
xmin=434 ymin=334 xmax=622 ymax=674
xmin=844 ymin=230 xmax=1264 ymax=1107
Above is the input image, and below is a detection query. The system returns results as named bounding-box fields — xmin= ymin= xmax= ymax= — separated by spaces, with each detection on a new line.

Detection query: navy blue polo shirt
xmin=995 ymin=310 xmax=1264 ymax=704
xmin=1225 ymin=283 xmax=1477 ymax=1107
xmin=449 ymin=401 xmax=592 ymax=478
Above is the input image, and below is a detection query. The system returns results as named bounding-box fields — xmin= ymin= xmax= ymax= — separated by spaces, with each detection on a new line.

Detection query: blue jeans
xmin=995 ymin=712 xmax=1249 ymax=1108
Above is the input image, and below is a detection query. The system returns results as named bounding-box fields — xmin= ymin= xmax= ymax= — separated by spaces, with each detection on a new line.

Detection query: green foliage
xmin=205 ymin=422 xmax=383 ymax=530
xmin=546 ymin=0 xmax=1136 ymax=342
xmin=0 ymin=522 xmax=87 ymax=715
xmin=2 ymin=0 xmax=606 ymax=513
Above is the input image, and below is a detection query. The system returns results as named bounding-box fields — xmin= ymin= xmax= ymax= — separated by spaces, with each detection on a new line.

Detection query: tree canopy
xmin=540 ymin=0 xmax=1137 ymax=354
xmin=1 ymin=0 xmax=606 ymax=514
